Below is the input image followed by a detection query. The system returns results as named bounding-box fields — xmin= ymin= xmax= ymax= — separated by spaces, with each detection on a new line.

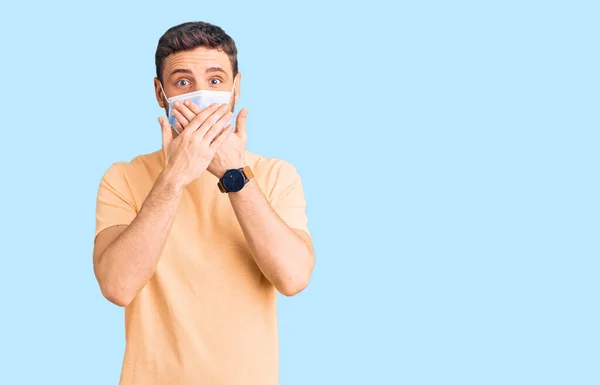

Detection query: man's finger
xmin=193 ymin=104 xmax=231 ymax=137
xmin=171 ymin=107 xmax=189 ymax=128
xmin=183 ymin=103 xmax=221 ymax=136
xmin=159 ymin=117 xmax=173 ymax=150
xmin=184 ymin=100 xmax=203 ymax=115
xmin=235 ymin=108 xmax=248 ymax=138
xmin=175 ymin=101 xmax=197 ymax=123
xmin=200 ymin=110 xmax=233 ymax=144
xmin=210 ymin=124 xmax=233 ymax=149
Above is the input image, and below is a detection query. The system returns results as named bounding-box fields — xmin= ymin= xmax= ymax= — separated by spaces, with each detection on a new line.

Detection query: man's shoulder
xmin=247 ymin=151 xmax=298 ymax=176
xmin=104 ymin=149 xmax=162 ymax=174
xmin=100 ymin=149 xmax=163 ymax=185
xmin=246 ymin=151 xmax=304 ymax=199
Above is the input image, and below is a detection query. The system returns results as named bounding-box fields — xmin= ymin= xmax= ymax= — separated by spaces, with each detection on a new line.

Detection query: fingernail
xmin=184 ymin=100 xmax=190 ymax=106
xmin=174 ymin=101 xmax=180 ymax=107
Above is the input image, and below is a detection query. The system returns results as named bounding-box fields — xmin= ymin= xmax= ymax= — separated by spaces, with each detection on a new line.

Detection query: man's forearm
xmin=229 ymin=180 xmax=314 ymax=296
xmin=96 ymin=170 xmax=184 ymax=306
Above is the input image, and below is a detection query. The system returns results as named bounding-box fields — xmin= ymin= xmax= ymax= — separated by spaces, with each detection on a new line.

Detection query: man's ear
xmin=234 ymin=72 xmax=242 ymax=104
xmin=154 ymin=77 xmax=166 ymax=108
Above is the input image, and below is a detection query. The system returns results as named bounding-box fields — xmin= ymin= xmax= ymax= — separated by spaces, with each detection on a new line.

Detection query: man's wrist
xmin=217 ymin=164 xmax=247 ymax=179
xmin=158 ymin=169 xmax=186 ymax=194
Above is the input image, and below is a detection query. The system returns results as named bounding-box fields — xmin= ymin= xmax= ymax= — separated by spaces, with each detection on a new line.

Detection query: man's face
xmin=154 ymin=46 xmax=239 ymax=117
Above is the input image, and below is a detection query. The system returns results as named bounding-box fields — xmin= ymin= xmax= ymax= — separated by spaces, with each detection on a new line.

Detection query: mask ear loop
xmin=159 ymin=82 xmax=170 ymax=107
xmin=159 ymin=82 xmax=182 ymax=134
xmin=230 ymin=76 xmax=237 ymax=104
xmin=229 ymin=76 xmax=239 ymax=132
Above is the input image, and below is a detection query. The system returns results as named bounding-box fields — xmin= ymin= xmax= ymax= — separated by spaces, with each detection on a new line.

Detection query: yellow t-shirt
xmin=94 ymin=149 xmax=310 ymax=385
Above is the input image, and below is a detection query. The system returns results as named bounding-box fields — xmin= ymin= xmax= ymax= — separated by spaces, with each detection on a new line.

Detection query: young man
xmin=93 ymin=21 xmax=315 ymax=385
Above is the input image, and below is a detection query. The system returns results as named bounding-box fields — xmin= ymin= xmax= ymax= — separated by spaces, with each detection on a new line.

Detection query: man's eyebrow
xmin=169 ymin=68 xmax=193 ymax=78
xmin=206 ymin=67 xmax=227 ymax=76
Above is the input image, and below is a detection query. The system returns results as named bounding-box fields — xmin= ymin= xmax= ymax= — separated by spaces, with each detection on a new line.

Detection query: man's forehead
xmin=164 ymin=47 xmax=232 ymax=74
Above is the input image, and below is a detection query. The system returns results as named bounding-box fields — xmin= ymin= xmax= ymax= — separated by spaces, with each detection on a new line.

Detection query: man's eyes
xmin=176 ymin=78 xmax=223 ymax=87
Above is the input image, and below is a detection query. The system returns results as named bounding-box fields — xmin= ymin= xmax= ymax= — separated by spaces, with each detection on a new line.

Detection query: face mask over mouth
xmin=160 ymin=77 xmax=236 ymax=133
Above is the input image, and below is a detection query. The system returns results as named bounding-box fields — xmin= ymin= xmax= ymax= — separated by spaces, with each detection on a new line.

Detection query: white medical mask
xmin=160 ymin=77 xmax=236 ymax=133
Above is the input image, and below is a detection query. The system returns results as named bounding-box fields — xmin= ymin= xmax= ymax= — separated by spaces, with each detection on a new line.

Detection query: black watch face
xmin=222 ymin=169 xmax=245 ymax=192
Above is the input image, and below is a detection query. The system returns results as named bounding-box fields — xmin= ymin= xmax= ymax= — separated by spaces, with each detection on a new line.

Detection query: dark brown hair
xmin=155 ymin=21 xmax=238 ymax=83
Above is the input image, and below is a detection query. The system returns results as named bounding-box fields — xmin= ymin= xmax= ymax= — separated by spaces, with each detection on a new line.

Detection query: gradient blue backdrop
xmin=0 ymin=1 xmax=598 ymax=384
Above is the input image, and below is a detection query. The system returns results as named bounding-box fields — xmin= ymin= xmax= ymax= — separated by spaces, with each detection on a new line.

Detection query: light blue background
xmin=0 ymin=1 xmax=597 ymax=384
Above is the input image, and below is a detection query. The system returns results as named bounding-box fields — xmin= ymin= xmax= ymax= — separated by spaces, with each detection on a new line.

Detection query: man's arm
xmin=93 ymin=171 xmax=184 ymax=307
xmin=93 ymin=107 xmax=232 ymax=307
xmin=228 ymin=179 xmax=315 ymax=296
xmin=171 ymin=101 xmax=315 ymax=296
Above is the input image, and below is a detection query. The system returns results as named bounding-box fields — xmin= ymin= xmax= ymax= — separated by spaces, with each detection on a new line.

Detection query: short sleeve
xmin=94 ymin=162 xmax=138 ymax=242
xmin=270 ymin=162 xmax=311 ymax=237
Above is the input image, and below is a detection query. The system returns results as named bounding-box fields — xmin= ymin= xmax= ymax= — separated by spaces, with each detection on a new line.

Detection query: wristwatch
xmin=217 ymin=166 xmax=254 ymax=193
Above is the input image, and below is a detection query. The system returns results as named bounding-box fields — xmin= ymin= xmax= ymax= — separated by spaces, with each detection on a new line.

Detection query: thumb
xmin=235 ymin=108 xmax=248 ymax=138
xmin=159 ymin=117 xmax=173 ymax=150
